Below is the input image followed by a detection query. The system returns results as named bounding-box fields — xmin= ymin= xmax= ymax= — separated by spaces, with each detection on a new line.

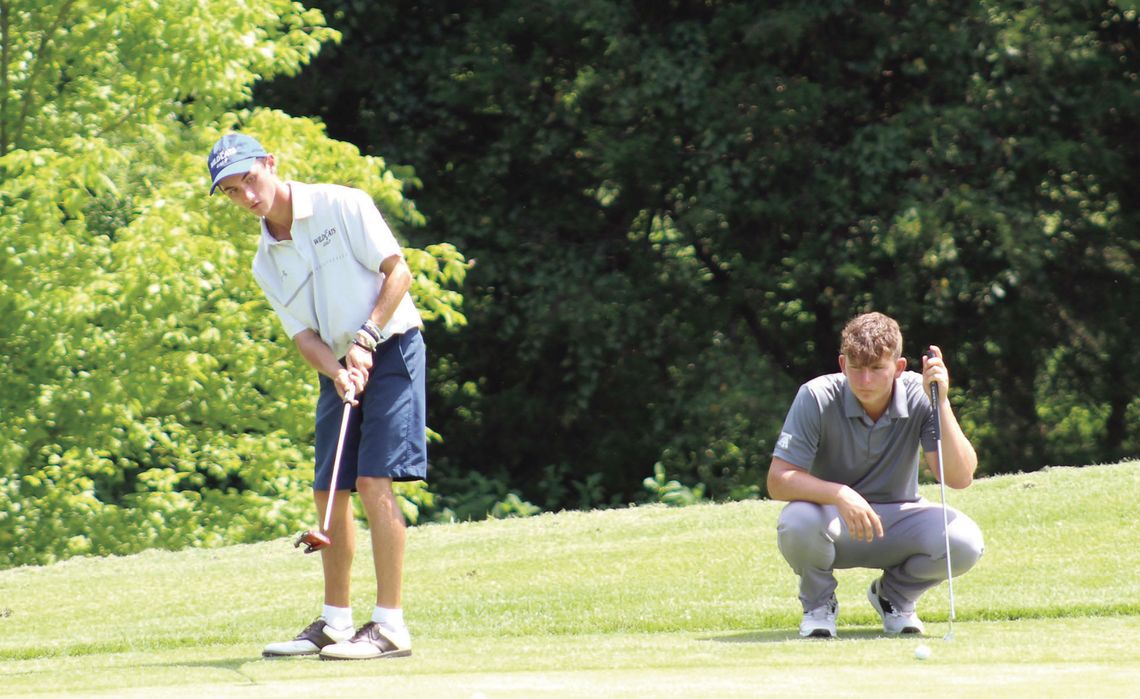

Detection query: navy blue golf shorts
xmin=313 ymin=329 xmax=428 ymax=490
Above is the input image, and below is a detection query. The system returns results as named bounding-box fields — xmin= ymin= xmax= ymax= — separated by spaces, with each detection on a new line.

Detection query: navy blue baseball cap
xmin=207 ymin=133 xmax=267 ymax=194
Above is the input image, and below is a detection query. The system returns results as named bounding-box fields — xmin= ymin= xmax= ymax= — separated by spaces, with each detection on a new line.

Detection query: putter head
xmin=294 ymin=529 xmax=331 ymax=554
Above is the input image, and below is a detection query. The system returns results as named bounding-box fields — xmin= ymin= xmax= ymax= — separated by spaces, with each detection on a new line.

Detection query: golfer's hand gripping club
xmin=924 ymin=348 xmax=942 ymax=420
xmin=341 ymin=383 xmax=357 ymax=405
xmin=294 ymin=384 xmax=356 ymax=554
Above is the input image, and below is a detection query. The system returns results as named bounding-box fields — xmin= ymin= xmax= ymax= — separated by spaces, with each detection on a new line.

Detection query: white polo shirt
xmin=251 ymin=181 xmax=422 ymax=358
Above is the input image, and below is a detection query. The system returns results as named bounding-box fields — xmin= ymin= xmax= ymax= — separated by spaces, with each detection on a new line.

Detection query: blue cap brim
xmin=209 ymin=158 xmax=259 ymax=195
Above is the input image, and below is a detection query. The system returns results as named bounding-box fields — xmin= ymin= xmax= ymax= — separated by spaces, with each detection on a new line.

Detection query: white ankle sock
xmin=371 ymin=606 xmax=404 ymax=630
xmin=322 ymin=604 xmax=353 ymax=630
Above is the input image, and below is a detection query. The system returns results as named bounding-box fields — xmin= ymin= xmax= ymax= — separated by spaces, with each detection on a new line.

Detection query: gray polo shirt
xmin=772 ymin=371 xmax=937 ymax=503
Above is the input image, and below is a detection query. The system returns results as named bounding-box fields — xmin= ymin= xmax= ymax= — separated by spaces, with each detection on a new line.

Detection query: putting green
xmin=2 ymin=463 xmax=1137 ymax=697
xmin=2 ymin=617 xmax=1137 ymax=698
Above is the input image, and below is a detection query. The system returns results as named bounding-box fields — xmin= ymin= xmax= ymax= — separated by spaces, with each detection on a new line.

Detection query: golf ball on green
xmin=914 ymin=644 xmax=932 ymax=660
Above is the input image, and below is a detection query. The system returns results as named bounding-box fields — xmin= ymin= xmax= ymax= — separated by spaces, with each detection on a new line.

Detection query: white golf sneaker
xmin=868 ymin=578 xmax=925 ymax=635
xmin=320 ymin=621 xmax=412 ymax=660
xmin=262 ymin=618 xmax=355 ymax=657
xmin=799 ymin=597 xmax=838 ymax=638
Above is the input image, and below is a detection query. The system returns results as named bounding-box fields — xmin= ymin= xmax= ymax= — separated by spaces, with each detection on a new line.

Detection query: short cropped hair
xmin=840 ymin=312 xmax=903 ymax=365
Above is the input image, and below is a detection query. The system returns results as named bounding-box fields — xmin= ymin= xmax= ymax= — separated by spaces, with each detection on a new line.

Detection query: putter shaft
xmin=320 ymin=385 xmax=356 ymax=533
xmin=927 ymin=350 xmax=956 ymax=639
xmin=296 ymin=385 xmax=356 ymax=554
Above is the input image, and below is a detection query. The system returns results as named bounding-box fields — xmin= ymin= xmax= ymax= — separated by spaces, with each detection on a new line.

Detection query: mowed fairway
xmin=2 ymin=462 xmax=1138 ymax=698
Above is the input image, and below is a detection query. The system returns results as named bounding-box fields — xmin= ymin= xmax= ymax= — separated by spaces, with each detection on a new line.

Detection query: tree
xmin=258 ymin=0 xmax=1139 ymax=510
xmin=0 ymin=0 xmax=467 ymax=567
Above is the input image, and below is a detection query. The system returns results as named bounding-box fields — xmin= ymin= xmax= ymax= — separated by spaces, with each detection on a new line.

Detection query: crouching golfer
xmin=768 ymin=312 xmax=984 ymax=638
xmin=207 ymin=133 xmax=426 ymax=659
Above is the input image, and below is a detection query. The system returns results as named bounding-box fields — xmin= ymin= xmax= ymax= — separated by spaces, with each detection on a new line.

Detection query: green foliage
xmin=393 ymin=480 xmax=436 ymax=525
xmin=0 ymin=0 xmax=336 ymax=156
xmin=0 ymin=1 xmax=466 ymax=567
xmin=260 ymin=0 xmax=1140 ymax=510
xmin=641 ymin=463 xmax=705 ymax=507
xmin=489 ymin=492 xmax=542 ymax=519
xmin=427 ymin=470 xmax=541 ymax=523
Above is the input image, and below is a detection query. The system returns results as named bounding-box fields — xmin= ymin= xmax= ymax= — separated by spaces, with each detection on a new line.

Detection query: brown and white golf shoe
xmin=262 ymin=618 xmax=355 ymax=657
xmin=320 ymin=621 xmax=412 ymax=660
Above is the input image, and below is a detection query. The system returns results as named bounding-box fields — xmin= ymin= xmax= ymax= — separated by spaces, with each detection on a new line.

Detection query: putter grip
xmin=925 ymin=349 xmax=941 ymax=439
xmin=924 ymin=349 xmax=939 ymax=402
xmin=344 ymin=384 xmax=356 ymax=403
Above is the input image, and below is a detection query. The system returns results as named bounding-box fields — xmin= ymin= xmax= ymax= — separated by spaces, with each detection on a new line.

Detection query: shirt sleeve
xmin=252 ymin=266 xmax=309 ymax=340
xmin=919 ymin=401 xmax=938 ymax=454
xmin=344 ymin=188 xmax=404 ymax=272
xmin=772 ymin=383 xmax=822 ymax=470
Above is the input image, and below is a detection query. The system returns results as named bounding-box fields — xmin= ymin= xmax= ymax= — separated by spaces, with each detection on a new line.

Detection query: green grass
xmin=2 ymin=462 xmax=1138 ymax=697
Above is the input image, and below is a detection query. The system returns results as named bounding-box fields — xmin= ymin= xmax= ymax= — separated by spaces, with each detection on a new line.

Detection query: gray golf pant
xmin=776 ymin=499 xmax=985 ymax=613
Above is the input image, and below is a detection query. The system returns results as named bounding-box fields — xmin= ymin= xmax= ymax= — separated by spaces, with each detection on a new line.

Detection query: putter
xmin=295 ymin=383 xmax=356 ymax=554
xmin=925 ymin=349 xmax=955 ymax=641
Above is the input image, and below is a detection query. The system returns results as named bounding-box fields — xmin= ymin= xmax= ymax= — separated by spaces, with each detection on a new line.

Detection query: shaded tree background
xmin=6 ymin=2 xmax=1134 ymax=570
xmin=258 ymin=0 xmax=1140 ymax=512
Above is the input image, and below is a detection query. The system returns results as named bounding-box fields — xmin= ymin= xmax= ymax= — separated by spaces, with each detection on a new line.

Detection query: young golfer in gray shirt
xmin=768 ymin=312 xmax=984 ymax=638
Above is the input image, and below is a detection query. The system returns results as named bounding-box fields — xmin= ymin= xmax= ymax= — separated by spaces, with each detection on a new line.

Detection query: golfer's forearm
xmin=293 ymin=330 xmax=344 ymax=380
xmin=368 ymin=256 xmax=412 ymax=331
xmin=939 ymin=406 xmax=978 ymax=488
xmin=767 ymin=459 xmax=847 ymax=504
xmin=941 ymin=443 xmax=977 ymax=488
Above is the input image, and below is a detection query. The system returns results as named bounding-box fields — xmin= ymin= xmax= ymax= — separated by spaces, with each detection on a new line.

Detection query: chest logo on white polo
xmin=314 ymin=227 xmax=338 ymax=247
